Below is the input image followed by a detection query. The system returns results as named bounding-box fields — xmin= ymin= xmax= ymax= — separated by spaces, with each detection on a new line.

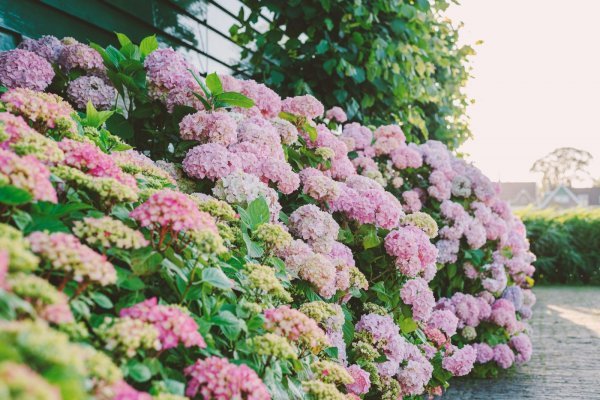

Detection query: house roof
xmin=540 ymin=185 xmax=581 ymax=208
xmin=497 ymin=182 xmax=537 ymax=204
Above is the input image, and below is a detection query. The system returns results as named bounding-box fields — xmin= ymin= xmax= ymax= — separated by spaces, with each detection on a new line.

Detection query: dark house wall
xmin=0 ymin=0 xmax=252 ymax=76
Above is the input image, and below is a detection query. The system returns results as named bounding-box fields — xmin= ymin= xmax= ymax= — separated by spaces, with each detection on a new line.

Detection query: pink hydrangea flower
xmin=384 ymin=226 xmax=438 ymax=279
xmin=0 ymin=149 xmax=57 ymax=202
xmin=402 ymin=190 xmax=423 ymax=213
xmin=239 ymin=79 xmax=282 ymax=118
xmin=325 ymin=106 xmax=347 ymax=123
xmin=110 ymin=380 xmax=152 ymax=400
xmin=489 ymin=299 xmax=519 ymax=334
xmin=27 ymin=231 xmax=116 ymax=285
xmin=300 ymin=167 xmax=341 ymax=202
xmin=396 ymin=344 xmax=434 ymax=395
xmin=342 ymin=122 xmax=372 ymax=150
xmin=0 ymin=49 xmax=54 ymax=91
xmin=185 ymin=357 xmax=271 ymax=400
xmin=509 ymin=333 xmax=533 ymax=364
xmin=442 ymin=345 xmax=477 ymax=376
xmin=400 ymin=278 xmax=435 ymax=321
xmin=473 ymin=342 xmax=494 ymax=363
xmin=18 ymin=35 xmax=63 ymax=63
xmin=281 ymin=94 xmax=324 ymax=119
xmin=355 ymin=313 xmax=408 ymax=376
xmin=263 ymin=305 xmax=328 ymax=351
xmin=346 ymin=364 xmax=371 ymax=395
xmin=120 ymin=297 xmax=206 ymax=350
xmin=183 ymin=143 xmax=242 ymax=181
xmin=493 ymin=343 xmax=515 ymax=369
xmin=59 ymin=139 xmax=137 ymax=189
xmin=260 ymin=158 xmax=300 ymax=194
xmin=179 ymin=110 xmax=238 ymax=145
xmin=130 ymin=189 xmax=217 ymax=233
xmin=288 ymin=204 xmax=339 ymax=253
xmin=58 ymin=43 xmax=104 ymax=73
xmin=144 ymin=48 xmax=202 ymax=112
xmin=390 ymin=145 xmax=423 ymax=169
xmin=427 ymin=309 xmax=459 ymax=337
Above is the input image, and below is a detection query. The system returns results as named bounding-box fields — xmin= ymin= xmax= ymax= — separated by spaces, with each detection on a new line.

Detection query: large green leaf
xmin=0 ymin=185 xmax=32 ymax=205
xmin=202 ymin=267 xmax=233 ymax=290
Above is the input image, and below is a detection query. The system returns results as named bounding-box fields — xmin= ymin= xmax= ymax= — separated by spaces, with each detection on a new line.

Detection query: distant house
xmin=498 ymin=182 xmax=538 ymax=207
xmin=539 ymin=186 xmax=581 ymax=209
xmin=570 ymin=187 xmax=600 ymax=206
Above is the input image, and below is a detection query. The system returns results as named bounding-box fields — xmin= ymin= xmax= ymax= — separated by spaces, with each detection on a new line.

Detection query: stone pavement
xmin=444 ymin=286 xmax=600 ymax=400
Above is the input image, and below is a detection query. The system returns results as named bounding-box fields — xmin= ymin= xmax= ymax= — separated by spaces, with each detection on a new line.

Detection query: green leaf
xmin=202 ymin=267 xmax=233 ymax=290
xmin=115 ymin=32 xmax=132 ymax=47
xmin=0 ymin=185 xmax=32 ymax=205
xmin=192 ymin=92 xmax=212 ymax=110
xmin=139 ymin=35 xmax=159 ymax=56
xmin=214 ymin=92 xmax=255 ymax=108
xmin=400 ymin=317 xmax=418 ymax=333
xmin=128 ymin=362 xmax=152 ymax=382
xmin=89 ymin=292 xmax=113 ymax=309
xmin=131 ymin=249 xmax=163 ymax=276
xmin=212 ymin=310 xmax=247 ymax=341
xmin=246 ymin=197 xmax=270 ymax=229
xmin=106 ymin=113 xmax=134 ymax=140
xmin=303 ymin=122 xmax=318 ymax=142
xmin=84 ymin=101 xmax=114 ymax=128
xmin=205 ymin=72 xmax=224 ymax=95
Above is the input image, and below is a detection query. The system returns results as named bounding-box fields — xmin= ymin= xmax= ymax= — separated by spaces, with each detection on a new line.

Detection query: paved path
xmin=444 ymin=286 xmax=600 ymax=399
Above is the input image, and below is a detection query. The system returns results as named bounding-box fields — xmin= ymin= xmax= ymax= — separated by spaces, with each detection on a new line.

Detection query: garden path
xmin=444 ymin=286 xmax=600 ymax=399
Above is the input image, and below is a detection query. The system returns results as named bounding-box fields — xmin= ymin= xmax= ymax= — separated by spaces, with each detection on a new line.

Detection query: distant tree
xmin=530 ymin=147 xmax=593 ymax=192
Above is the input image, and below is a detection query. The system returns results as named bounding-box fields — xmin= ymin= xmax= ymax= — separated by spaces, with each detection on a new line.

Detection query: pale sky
xmin=446 ymin=0 xmax=600 ymax=185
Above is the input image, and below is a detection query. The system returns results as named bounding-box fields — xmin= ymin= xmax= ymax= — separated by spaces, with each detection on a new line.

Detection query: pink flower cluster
xmin=396 ymin=344 xmax=434 ymax=396
xmin=179 ymin=110 xmax=238 ymax=146
xmin=346 ymin=364 xmax=371 ymax=395
xmin=400 ymin=278 xmax=435 ymax=321
xmin=331 ymin=176 xmax=404 ymax=229
xmin=355 ymin=313 xmax=409 ymax=376
xmin=263 ymin=305 xmax=328 ymax=351
xmin=183 ymin=143 xmax=242 ymax=181
xmin=288 ymin=204 xmax=339 ymax=253
xmin=130 ymin=189 xmax=217 ymax=233
xmin=0 ymin=49 xmax=54 ymax=91
xmin=384 ymin=226 xmax=438 ymax=281
xmin=281 ymin=94 xmax=324 ymax=119
xmin=342 ymin=122 xmax=372 ymax=150
xmin=185 ymin=356 xmax=271 ymax=400
xmin=435 ymin=293 xmax=491 ymax=329
xmin=120 ymin=297 xmax=206 ymax=350
xmin=66 ymin=75 xmax=116 ymax=110
xmin=144 ymin=48 xmax=202 ymax=112
xmin=59 ymin=139 xmax=137 ymax=189
xmin=18 ymin=35 xmax=63 ymax=63
xmin=58 ymin=42 xmax=104 ymax=74
xmin=325 ymin=106 xmax=348 ymax=123
xmin=0 ymin=149 xmax=57 ymax=202
xmin=442 ymin=345 xmax=477 ymax=376
xmin=27 ymin=231 xmax=116 ymax=285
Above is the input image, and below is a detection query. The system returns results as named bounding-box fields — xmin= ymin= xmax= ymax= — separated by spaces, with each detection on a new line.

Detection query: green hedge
xmin=518 ymin=208 xmax=600 ymax=284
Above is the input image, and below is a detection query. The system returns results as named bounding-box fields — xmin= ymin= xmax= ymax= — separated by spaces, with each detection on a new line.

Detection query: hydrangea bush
xmin=0 ymin=32 xmax=534 ymax=399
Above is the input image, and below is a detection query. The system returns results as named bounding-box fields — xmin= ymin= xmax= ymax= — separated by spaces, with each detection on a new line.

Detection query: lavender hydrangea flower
xmin=66 ymin=76 xmax=116 ymax=110
xmin=18 ymin=35 xmax=64 ymax=63
xmin=0 ymin=49 xmax=54 ymax=91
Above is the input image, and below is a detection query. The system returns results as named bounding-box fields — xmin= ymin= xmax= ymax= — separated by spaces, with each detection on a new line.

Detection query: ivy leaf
xmin=214 ymin=92 xmax=255 ymax=108
xmin=202 ymin=268 xmax=234 ymax=290
xmin=205 ymin=72 xmax=224 ymax=95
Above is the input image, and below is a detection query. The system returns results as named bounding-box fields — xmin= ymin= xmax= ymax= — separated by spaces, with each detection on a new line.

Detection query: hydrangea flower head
xmin=0 ymin=49 xmax=54 ymax=90
xmin=131 ymin=189 xmax=218 ymax=235
xmin=120 ymin=297 xmax=206 ymax=350
xmin=66 ymin=76 xmax=116 ymax=110
xmin=0 ymin=149 xmax=57 ymax=202
xmin=281 ymin=94 xmax=324 ymax=119
xmin=27 ymin=231 xmax=116 ymax=285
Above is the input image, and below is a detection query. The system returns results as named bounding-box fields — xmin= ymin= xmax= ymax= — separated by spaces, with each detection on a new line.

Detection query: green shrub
xmin=518 ymin=208 xmax=600 ymax=284
xmin=230 ymin=0 xmax=474 ymax=148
